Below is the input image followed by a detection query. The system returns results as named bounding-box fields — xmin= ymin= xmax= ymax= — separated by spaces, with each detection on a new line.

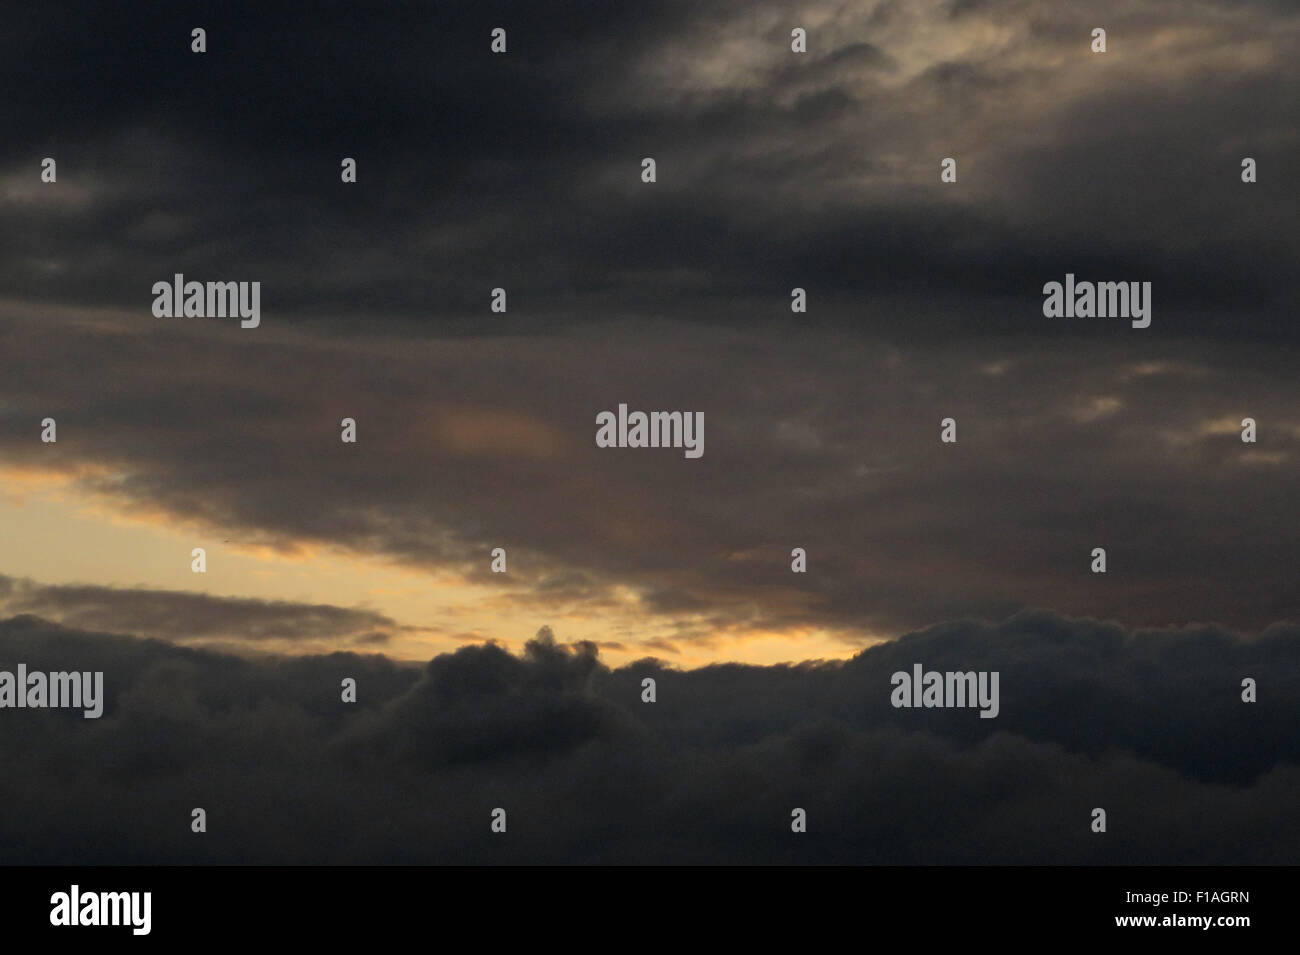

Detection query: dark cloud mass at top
xmin=0 ymin=0 xmax=1294 ymax=335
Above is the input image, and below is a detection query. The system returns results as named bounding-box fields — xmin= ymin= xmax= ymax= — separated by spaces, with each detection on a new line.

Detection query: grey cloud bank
xmin=1 ymin=610 xmax=1297 ymax=864
xmin=3 ymin=309 xmax=1297 ymax=643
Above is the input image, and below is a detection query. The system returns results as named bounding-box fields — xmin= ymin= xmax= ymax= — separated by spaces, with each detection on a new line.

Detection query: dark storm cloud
xmin=0 ymin=0 xmax=1294 ymax=335
xmin=1 ymin=0 xmax=1297 ymax=646
xmin=1 ymin=611 xmax=1296 ymax=863
xmin=0 ymin=574 xmax=401 ymax=644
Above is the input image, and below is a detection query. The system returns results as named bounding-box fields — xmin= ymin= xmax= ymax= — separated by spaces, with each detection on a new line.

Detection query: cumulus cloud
xmin=1 ymin=611 xmax=1296 ymax=863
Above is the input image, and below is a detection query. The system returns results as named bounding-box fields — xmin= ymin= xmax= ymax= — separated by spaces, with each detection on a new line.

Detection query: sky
xmin=0 ymin=0 xmax=1298 ymax=863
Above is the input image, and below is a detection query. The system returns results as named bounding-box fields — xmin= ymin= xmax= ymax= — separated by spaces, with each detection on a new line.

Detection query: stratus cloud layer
xmin=2 ymin=306 xmax=1297 ymax=655
xmin=1 ymin=611 xmax=1296 ymax=864
xmin=0 ymin=574 xmax=401 ymax=647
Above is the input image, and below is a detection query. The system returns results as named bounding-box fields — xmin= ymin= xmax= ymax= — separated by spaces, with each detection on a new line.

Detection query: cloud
xmin=0 ymin=0 xmax=1294 ymax=333
xmin=4 ymin=308 xmax=1298 ymax=647
xmin=2 ymin=0 xmax=1298 ymax=653
xmin=0 ymin=575 xmax=400 ymax=644
xmin=1 ymin=611 xmax=1296 ymax=863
